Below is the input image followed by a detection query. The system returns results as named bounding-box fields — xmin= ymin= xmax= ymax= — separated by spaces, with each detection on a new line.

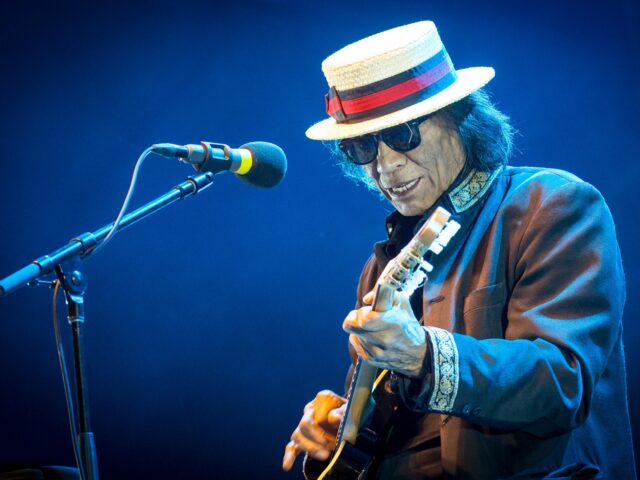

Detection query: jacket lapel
xmin=422 ymin=168 xmax=509 ymax=331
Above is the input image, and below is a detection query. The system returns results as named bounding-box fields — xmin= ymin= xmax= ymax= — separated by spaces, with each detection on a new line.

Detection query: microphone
xmin=152 ymin=141 xmax=287 ymax=188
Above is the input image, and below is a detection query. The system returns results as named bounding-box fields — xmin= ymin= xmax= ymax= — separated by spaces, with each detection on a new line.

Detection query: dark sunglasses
xmin=338 ymin=116 xmax=429 ymax=165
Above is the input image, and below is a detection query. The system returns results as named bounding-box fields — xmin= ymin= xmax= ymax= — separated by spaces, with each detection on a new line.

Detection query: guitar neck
xmin=340 ymin=283 xmax=395 ymax=443
xmin=307 ymin=208 xmax=459 ymax=480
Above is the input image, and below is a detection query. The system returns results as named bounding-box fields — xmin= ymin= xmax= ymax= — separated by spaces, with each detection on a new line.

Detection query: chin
xmin=380 ymin=187 xmax=430 ymax=216
xmin=394 ymin=202 xmax=427 ymax=216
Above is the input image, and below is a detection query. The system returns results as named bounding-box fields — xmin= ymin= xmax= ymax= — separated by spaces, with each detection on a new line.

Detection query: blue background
xmin=0 ymin=1 xmax=637 ymax=478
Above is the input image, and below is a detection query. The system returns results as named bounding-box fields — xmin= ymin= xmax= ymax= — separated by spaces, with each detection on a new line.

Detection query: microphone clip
xmin=193 ymin=142 xmax=236 ymax=174
xmin=152 ymin=142 xmax=248 ymax=175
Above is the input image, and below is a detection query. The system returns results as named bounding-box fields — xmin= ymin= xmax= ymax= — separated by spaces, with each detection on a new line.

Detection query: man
xmin=283 ymin=21 xmax=636 ymax=479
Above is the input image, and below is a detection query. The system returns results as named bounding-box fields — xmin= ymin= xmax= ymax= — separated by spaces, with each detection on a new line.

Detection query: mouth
xmin=384 ymin=177 xmax=421 ymax=198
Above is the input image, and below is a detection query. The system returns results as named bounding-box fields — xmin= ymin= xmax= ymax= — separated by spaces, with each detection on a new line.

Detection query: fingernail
xmin=346 ymin=310 xmax=356 ymax=321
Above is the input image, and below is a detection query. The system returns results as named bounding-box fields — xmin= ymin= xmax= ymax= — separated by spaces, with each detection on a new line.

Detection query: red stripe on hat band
xmin=326 ymin=96 xmax=343 ymax=117
xmin=327 ymin=57 xmax=453 ymax=117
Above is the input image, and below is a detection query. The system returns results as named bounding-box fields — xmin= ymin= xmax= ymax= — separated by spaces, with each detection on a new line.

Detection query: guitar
xmin=303 ymin=206 xmax=460 ymax=480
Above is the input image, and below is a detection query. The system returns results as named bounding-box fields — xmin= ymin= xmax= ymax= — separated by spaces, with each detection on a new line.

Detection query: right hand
xmin=282 ymin=390 xmax=346 ymax=471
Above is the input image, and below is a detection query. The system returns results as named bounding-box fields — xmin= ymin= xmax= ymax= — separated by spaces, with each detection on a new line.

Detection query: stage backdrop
xmin=0 ymin=1 xmax=637 ymax=478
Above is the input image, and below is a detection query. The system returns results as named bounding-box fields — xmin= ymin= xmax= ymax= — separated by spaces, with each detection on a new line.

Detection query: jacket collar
xmin=377 ymin=164 xmax=503 ymax=266
xmin=448 ymin=167 xmax=502 ymax=214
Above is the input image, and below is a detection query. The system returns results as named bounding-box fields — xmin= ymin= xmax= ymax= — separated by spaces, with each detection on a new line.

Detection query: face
xmin=363 ymin=115 xmax=466 ymax=216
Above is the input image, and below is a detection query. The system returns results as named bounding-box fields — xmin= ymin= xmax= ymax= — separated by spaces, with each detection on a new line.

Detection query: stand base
xmin=0 ymin=466 xmax=79 ymax=480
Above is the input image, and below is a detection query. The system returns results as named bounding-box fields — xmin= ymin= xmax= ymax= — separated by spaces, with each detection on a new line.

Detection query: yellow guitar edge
xmin=373 ymin=369 xmax=389 ymax=390
xmin=318 ymin=440 xmax=346 ymax=480
xmin=318 ymin=369 xmax=389 ymax=479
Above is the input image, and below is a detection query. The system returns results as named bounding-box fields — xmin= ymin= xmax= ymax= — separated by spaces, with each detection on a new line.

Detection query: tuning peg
xmin=421 ymin=260 xmax=434 ymax=273
xmin=429 ymin=220 xmax=461 ymax=254
xmin=429 ymin=243 xmax=443 ymax=254
xmin=438 ymin=221 xmax=461 ymax=247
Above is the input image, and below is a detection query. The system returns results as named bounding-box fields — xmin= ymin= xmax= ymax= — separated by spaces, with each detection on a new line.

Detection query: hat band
xmin=325 ymin=47 xmax=457 ymax=124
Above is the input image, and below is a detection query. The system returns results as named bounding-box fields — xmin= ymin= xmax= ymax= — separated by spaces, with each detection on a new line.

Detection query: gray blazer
xmin=351 ymin=166 xmax=636 ymax=479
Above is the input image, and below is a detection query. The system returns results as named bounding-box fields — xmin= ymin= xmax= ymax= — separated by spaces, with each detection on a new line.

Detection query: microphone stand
xmin=0 ymin=171 xmax=216 ymax=480
xmin=54 ymin=255 xmax=97 ymax=480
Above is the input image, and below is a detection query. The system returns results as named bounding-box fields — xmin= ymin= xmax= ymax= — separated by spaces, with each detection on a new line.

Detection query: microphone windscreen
xmin=237 ymin=141 xmax=287 ymax=188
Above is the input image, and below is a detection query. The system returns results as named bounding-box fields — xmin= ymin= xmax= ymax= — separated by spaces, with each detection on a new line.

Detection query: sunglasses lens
xmin=339 ymin=136 xmax=377 ymax=165
xmin=339 ymin=121 xmax=422 ymax=164
xmin=381 ymin=122 xmax=421 ymax=151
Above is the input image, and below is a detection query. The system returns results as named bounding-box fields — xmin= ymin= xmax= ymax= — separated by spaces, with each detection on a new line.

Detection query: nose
xmin=376 ymin=141 xmax=406 ymax=175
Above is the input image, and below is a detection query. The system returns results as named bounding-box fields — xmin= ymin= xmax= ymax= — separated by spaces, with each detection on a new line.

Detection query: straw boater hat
xmin=305 ymin=21 xmax=495 ymax=141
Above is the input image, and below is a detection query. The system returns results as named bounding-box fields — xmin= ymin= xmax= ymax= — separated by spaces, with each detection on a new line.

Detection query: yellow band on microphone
xmin=235 ymin=149 xmax=253 ymax=175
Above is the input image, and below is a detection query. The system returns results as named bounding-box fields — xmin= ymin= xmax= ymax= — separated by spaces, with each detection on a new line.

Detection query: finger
xmin=303 ymin=400 xmax=316 ymax=415
xmin=393 ymin=292 xmax=413 ymax=311
xmin=343 ymin=308 xmax=388 ymax=333
xmin=350 ymin=334 xmax=389 ymax=364
xmin=342 ymin=309 xmax=359 ymax=331
xmin=362 ymin=290 xmax=374 ymax=305
xmin=316 ymin=428 xmax=337 ymax=448
xmin=349 ymin=334 xmax=376 ymax=361
xmin=313 ymin=390 xmax=346 ymax=421
xmin=299 ymin=410 xmax=335 ymax=448
xmin=349 ymin=333 xmax=367 ymax=360
xmin=282 ymin=441 xmax=300 ymax=471
xmin=291 ymin=428 xmax=331 ymax=461
xmin=327 ymin=404 xmax=346 ymax=426
xmin=314 ymin=390 xmax=346 ymax=407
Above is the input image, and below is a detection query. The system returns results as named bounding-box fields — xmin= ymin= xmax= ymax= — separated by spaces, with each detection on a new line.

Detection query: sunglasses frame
xmin=338 ymin=114 xmax=432 ymax=165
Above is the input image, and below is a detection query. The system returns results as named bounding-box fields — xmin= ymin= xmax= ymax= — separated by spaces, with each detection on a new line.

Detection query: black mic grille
xmin=237 ymin=141 xmax=287 ymax=188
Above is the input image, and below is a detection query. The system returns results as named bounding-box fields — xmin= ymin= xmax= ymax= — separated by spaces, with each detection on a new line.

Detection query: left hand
xmin=343 ymin=290 xmax=427 ymax=377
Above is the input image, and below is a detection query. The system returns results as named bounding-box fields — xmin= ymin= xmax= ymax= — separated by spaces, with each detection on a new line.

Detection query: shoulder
xmin=501 ymin=165 xmax=605 ymax=207
xmin=503 ymin=165 xmax=590 ymax=191
xmin=494 ymin=166 xmax=616 ymax=257
xmin=497 ymin=167 xmax=617 ymax=261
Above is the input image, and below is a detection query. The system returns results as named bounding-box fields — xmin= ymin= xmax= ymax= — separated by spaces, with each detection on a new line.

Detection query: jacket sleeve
xmin=395 ymin=180 xmax=625 ymax=437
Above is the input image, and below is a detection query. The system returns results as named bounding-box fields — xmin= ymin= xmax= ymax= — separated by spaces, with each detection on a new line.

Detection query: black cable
xmin=86 ymin=146 xmax=154 ymax=258
xmin=53 ymin=281 xmax=86 ymax=480
xmin=50 ymin=146 xmax=155 ymax=478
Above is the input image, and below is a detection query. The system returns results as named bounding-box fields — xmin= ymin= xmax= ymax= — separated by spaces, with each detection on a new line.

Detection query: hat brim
xmin=305 ymin=66 xmax=495 ymax=141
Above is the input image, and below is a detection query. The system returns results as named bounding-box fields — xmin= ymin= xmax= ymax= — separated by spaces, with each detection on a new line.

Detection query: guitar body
xmin=303 ymin=372 xmax=400 ymax=479
xmin=303 ymin=207 xmax=460 ymax=480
